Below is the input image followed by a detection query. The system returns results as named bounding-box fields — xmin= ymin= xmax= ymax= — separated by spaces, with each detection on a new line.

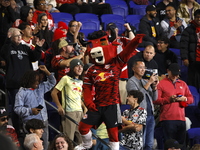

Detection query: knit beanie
xmin=57 ymin=21 xmax=68 ymax=30
xmin=53 ymin=28 xmax=66 ymax=42
xmin=70 ymin=59 xmax=84 ymax=70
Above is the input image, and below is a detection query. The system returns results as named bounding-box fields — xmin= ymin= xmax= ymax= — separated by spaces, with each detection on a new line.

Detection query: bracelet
xmin=128 ymin=30 xmax=132 ymax=32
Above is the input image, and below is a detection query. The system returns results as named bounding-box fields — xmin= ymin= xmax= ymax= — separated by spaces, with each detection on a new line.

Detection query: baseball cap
xmin=70 ymin=59 xmax=84 ymax=70
xmin=164 ymin=139 xmax=182 ymax=150
xmin=57 ymin=21 xmax=68 ymax=30
xmin=146 ymin=5 xmax=156 ymax=12
xmin=0 ymin=107 xmax=8 ymax=117
xmin=168 ymin=63 xmax=181 ymax=75
xmin=106 ymin=22 xmax=117 ymax=30
xmin=58 ymin=40 xmax=76 ymax=49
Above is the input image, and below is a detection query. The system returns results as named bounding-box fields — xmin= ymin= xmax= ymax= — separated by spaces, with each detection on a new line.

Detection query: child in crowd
xmin=51 ymin=59 xmax=87 ymax=145
xmin=14 ymin=65 xmax=56 ymax=150
xmin=120 ymin=90 xmax=147 ymax=150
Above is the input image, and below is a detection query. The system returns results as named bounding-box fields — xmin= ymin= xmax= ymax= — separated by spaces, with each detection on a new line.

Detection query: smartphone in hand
xmin=36 ymin=105 xmax=44 ymax=109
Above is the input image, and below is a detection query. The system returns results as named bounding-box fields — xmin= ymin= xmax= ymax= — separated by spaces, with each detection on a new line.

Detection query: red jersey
xmin=51 ymin=55 xmax=70 ymax=82
xmin=83 ymin=58 xmax=124 ymax=107
xmin=6 ymin=125 xmax=20 ymax=147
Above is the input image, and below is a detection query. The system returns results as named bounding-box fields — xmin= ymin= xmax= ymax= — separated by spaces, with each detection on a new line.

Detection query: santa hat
xmin=57 ymin=21 xmax=68 ymax=30
xmin=52 ymin=28 xmax=66 ymax=42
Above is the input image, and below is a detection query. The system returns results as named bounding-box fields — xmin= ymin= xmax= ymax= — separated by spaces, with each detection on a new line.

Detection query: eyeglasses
xmin=71 ymin=25 xmax=78 ymax=27
xmin=39 ymin=3 xmax=46 ymax=6
xmin=0 ymin=117 xmax=8 ymax=122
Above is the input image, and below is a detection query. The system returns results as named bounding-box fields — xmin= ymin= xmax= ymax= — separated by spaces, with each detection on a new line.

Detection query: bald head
xmin=143 ymin=45 xmax=155 ymax=61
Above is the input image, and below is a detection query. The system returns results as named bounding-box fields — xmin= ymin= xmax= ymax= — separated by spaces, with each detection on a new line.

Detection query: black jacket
xmin=180 ymin=23 xmax=197 ymax=63
xmin=0 ymin=42 xmax=42 ymax=88
xmin=154 ymin=49 xmax=178 ymax=75
xmin=139 ymin=15 xmax=165 ymax=46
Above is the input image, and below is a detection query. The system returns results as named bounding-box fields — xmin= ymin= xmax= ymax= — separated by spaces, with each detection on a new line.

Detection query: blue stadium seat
xmin=188 ymin=85 xmax=199 ymax=106
xmin=101 ymin=14 xmax=125 ymax=34
xmin=75 ymin=13 xmax=100 ymax=30
xmin=126 ymin=14 xmax=143 ymax=31
xmin=185 ymin=106 xmax=200 ymax=128
xmin=107 ymin=1 xmax=128 ymax=18
xmin=129 ymin=1 xmax=147 ymax=15
xmin=51 ymin=12 xmax=73 ymax=24
xmin=120 ymin=104 xmax=130 ymax=114
xmin=187 ymin=128 xmax=200 ymax=148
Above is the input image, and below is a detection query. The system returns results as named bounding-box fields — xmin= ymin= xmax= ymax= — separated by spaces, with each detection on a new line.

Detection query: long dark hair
xmin=37 ymin=13 xmax=52 ymax=51
xmin=20 ymin=70 xmax=40 ymax=88
xmin=48 ymin=133 xmax=74 ymax=150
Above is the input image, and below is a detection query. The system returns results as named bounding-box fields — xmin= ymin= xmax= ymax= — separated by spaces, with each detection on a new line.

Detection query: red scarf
xmin=191 ymin=20 xmax=200 ymax=61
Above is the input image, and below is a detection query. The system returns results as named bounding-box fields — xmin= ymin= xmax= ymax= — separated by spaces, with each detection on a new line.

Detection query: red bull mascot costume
xmin=75 ymin=31 xmax=144 ymax=150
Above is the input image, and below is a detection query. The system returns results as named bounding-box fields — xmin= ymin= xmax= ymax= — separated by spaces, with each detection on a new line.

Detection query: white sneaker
xmin=74 ymin=144 xmax=87 ymax=150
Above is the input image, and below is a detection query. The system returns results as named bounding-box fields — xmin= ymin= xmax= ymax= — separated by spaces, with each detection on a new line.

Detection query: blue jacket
xmin=14 ymin=73 xmax=56 ymax=122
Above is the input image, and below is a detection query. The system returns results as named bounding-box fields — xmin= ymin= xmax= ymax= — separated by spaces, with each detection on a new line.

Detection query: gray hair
xmin=24 ymin=133 xmax=39 ymax=150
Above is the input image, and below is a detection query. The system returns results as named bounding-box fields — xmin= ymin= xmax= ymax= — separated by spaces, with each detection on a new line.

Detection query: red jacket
xmin=154 ymin=77 xmax=193 ymax=121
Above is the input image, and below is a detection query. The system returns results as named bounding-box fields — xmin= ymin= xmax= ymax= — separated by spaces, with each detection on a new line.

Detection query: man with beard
xmin=0 ymin=107 xmax=20 ymax=148
xmin=139 ymin=5 xmax=165 ymax=47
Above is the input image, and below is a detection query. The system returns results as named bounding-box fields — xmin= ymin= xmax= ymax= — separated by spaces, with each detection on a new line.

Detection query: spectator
xmin=0 ymin=27 xmax=44 ymax=135
xmin=24 ymin=133 xmax=44 ymax=150
xmin=49 ymin=133 xmax=74 ymax=150
xmin=45 ymin=28 xmax=67 ymax=72
xmin=88 ymin=0 xmax=113 ymax=16
xmin=120 ymin=90 xmax=147 ymax=150
xmin=0 ymin=0 xmax=17 ymax=50
xmin=154 ymin=63 xmax=193 ymax=147
xmin=13 ymin=6 xmax=34 ymax=29
xmin=0 ymin=107 xmax=20 ymax=148
xmin=127 ymin=45 xmax=158 ymax=78
xmin=67 ymin=20 xmax=82 ymax=43
xmin=14 ymin=65 xmax=56 ymax=150
xmin=57 ymin=21 xmax=69 ymax=36
xmin=32 ymin=0 xmax=54 ymax=30
xmin=180 ymin=9 xmax=200 ymax=90
xmin=161 ymin=4 xmax=187 ymax=48
xmin=177 ymin=0 xmax=200 ymax=25
xmin=33 ymin=13 xmax=54 ymax=52
xmin=126 ymin=60 xmax=158 ymax=150
xmin=58 ymin=0 xmax=92 ymax=15
xmin=154 ymin=36 xmax=178 ymax=79
xmin=51 ymin=39 xmax=86 ymax=82
xmin=26 ymin=0 xmax=59 ymax=13
xmin=156 ymin=0 xmax=173 ymax=21
xmin=25 ymin=119 xmax=45 ymax=139
xmin=51 ymin=59 xmax=86 ymax=144
xmin=164 ymin=139 xmax=182 ymax=150
xmin=139 ymin=5 xmax=165 ymax=47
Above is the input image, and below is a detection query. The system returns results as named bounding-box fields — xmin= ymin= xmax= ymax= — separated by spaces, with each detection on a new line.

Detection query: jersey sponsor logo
xmin=72 ymin=86 xmax=82 ymax=92
xmin=94 ymin=71 xmax=114 ymax=82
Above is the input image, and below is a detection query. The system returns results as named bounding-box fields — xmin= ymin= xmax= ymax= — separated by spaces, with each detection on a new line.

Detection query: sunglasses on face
xmin=0 ymin=116 xmax=8 ymax=122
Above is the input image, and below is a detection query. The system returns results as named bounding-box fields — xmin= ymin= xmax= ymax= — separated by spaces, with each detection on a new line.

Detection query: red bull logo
xmin=72 ymin=87 xmax=82 ymax=92
xmin=95 ymin=72 xmax=114 ymax=82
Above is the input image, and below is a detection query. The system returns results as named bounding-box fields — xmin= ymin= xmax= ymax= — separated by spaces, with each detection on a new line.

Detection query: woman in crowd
xmin=49 ymin=133 xmax=74 ymax=150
